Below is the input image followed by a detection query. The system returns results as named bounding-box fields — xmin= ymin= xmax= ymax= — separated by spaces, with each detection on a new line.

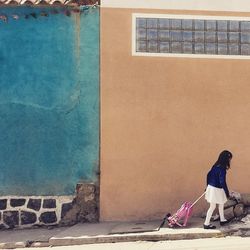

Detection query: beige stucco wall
xmin=100 ymin=7 xmax=250 ymax=221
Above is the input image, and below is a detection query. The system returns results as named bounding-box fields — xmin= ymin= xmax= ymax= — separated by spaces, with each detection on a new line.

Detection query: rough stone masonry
xmin=0 ymin=183 xmax=99 ymax=229
xmin=202 ymin=193 xmax=250 ymax=223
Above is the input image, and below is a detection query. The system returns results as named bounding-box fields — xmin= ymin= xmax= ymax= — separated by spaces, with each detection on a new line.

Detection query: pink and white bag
xmin=158 ymin=192 xmax=205 ymax=229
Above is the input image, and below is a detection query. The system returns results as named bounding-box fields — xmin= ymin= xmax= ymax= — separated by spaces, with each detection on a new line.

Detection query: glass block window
xmin=135 ymin=17 xmax=250 ymax=56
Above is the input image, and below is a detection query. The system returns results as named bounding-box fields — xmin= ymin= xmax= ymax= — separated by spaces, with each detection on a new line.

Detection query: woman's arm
xmin=219 ymin=168 xmax=229 ymax=198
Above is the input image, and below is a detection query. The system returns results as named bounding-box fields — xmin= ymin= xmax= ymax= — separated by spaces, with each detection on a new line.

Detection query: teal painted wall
xmin=0 ymin=6 xmax=99 ymax=195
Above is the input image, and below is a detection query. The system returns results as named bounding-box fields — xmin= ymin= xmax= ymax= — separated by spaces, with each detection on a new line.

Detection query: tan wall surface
xmin=100 ymin=8 xmax=250 ymax=221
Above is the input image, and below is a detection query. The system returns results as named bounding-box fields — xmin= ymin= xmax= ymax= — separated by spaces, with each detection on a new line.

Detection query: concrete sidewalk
xmin=0 ymin=217 xmax=249 ymax=249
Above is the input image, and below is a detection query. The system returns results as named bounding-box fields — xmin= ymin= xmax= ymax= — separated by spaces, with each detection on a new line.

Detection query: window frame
xmin=132 ymin=13 xmax=250 ymax=59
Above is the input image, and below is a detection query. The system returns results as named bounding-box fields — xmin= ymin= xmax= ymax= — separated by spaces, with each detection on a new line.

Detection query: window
xmin=134 ymin=14 xmax=250 ymax=57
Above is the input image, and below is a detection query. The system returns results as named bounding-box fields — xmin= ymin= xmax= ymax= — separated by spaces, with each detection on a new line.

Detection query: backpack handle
xmin=190 ymin=192 xmax=206 ymax=208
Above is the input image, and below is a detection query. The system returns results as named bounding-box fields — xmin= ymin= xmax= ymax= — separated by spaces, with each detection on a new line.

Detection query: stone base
xmin=0 ymin=183 xmax=99 ymax=229
xmin=202 ymin=194 xmax=250 ymax=223
xmin=59 ymin=183 xmax=99 ymax=226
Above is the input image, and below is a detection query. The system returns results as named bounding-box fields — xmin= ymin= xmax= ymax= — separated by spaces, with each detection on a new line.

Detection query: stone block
xmin=241 ymin=194 xmax=250 ymax=206
xmin=59 ymin=203 xmax=80 ymax=226
xmin=245 ymin=206 xmax=250 ymax=214
xmin=21 ymin=211 xmax=37 ymax=225
xmin=85 ymin=201 xmax=98 ymax=214
xmin=3 ymin=211 xmax=19 ymax=228
xmin=0 ymin=224 xmax=7 ymax=230
xmin=76 ymin=183 xmax=95 ymax=197
xmin=211 ymin=213 xmax=220 ymax=221
xmin=85 ymin=212 xmax=98 ymax=222
xmin=43 ymin=199 xmax=56 ymax=209
xmin=27 ymin=199 xmax=41 ymax=211
xmin=78 ymin=201 xmax=98 ymax=223
xmin=224 ymin=199 xmax=238 ymax=209
xmin=233 ymin=204 xmax=245 ymax=218
xmin=39 ymin=212 xmax=57 ymax=224
xmin=0 ymin=199 xmax=7 ymax=210
xmin=224 ymin=206 xmax=235 ymax=220
xmin=61 ymin=202 xmax=73 ymax=219
xmin=10 ymin=199 xmax=26 ymax=207
xmin=84 ymin=193 xmax=95 ymax=202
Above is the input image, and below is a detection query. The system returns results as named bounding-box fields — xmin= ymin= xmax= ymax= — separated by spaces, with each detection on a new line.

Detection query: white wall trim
xmin=133 ymin=52 xmax=250 ymax=60
xmin=133 ymin=13 xmax=250 ymax=21
xmin=102 ymin=0 xmax=250 ymax=13
xmin=132 ymin=13 xmax=250 ymax=60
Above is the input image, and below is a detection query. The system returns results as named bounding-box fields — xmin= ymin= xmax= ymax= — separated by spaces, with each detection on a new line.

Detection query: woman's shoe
xmin=220 ymin=220 xmax=229 ymax=226
xmin=203 ymin=224 xmax=216 ymax=229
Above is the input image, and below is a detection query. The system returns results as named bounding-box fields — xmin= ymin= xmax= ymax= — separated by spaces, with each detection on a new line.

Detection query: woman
xmin=204 ymin=150 xmax=233 ymax=229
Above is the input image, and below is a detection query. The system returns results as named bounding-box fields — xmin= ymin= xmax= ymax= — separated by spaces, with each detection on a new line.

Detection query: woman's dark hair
xmin=213 ymin=150 xmax=233 ymax=170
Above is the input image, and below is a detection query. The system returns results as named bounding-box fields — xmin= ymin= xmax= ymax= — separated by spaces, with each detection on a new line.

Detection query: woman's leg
xmin=204 ymin=202 xmax=216 ymax=226
xmin=218 ymin=203 xmax=227 ymax=222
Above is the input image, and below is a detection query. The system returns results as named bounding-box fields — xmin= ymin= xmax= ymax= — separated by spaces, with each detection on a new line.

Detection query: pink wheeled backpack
xmin=158 ymin=192 xmax=205 ymax=229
